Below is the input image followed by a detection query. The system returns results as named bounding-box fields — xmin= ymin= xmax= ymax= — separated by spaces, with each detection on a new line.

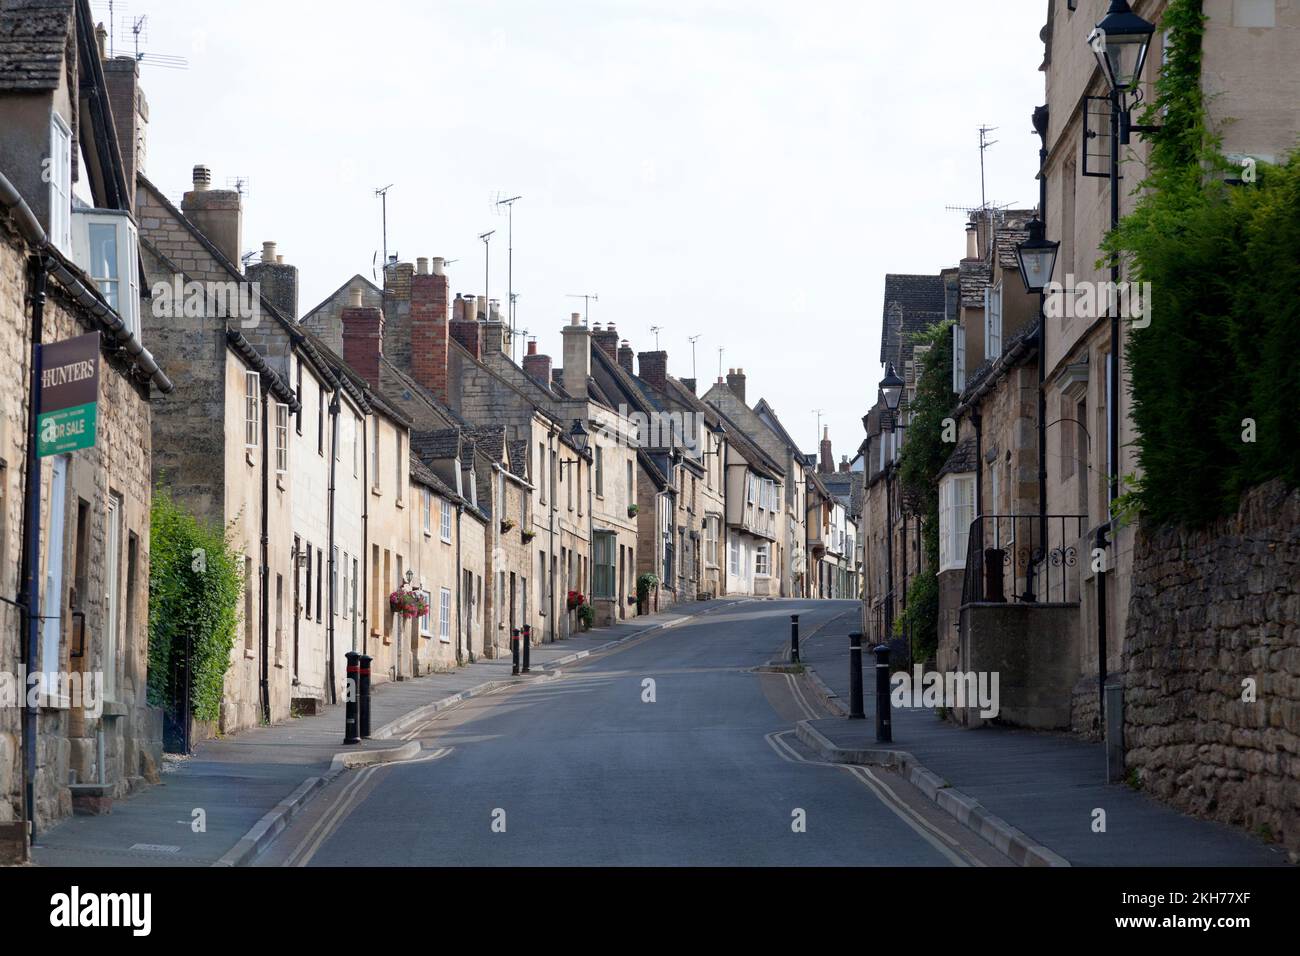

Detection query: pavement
xmin=31 ymin=599 xmax=738 ymax=867
xmin=794 ymin=616 xmax=1292 ymax=867
xmin=258 ymin=597 xmax=978 ymax=867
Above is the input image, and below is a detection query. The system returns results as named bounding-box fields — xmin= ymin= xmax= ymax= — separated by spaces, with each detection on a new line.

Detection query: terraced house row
xmin=0 ymin=0 xmax=862 ymax=857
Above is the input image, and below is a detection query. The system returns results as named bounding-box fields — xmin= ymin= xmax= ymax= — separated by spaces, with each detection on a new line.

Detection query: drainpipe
xmin=18 ymin=253 xmax=47 ymax=844
xmin=455 ymin=503 xmax=463 ymax=660
xmin=548 ymin=432 xmax=557 ymax=642
xmin=325 ymin=389 xmax=340 ymax=704
xmin=259 ymin=382 xmax=271 ymax=725
xmin=360 ymin=415 xmax=369 ymax=657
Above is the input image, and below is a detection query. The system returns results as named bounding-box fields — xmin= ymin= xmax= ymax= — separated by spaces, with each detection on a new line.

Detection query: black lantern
xmin=569 ymin=419 xmax=590 ymax=455
xmin=1088 ymin=0 xmax=1156 ymax=94
xmin=878 ymin=364 xmax=904 ymax=414
xmin=1015 ymin=218 xmax=1061 ymax=293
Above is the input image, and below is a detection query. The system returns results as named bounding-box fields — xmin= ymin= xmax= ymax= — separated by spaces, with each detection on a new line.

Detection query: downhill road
xmin=259 ymin=599 xmax=1009 ymax=867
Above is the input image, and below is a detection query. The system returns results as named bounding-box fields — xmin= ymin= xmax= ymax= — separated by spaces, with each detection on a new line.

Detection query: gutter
xmin=0 ymin=170 xmax=174 ymax=394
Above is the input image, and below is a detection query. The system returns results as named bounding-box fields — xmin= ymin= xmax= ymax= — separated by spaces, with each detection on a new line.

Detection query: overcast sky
xmin=123 ymin=0 xmax=1046 ymax=461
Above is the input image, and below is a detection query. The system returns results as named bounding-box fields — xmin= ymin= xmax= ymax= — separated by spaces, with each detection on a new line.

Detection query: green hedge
xmin=1107 ymin=0 xmax=1300 ymax=527
xmin=147 ymin=487 xmax=244 ymax=722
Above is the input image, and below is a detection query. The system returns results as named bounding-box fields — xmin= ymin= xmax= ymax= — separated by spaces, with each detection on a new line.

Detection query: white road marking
xmin=763 ymin=730 xmax=976 ymax=868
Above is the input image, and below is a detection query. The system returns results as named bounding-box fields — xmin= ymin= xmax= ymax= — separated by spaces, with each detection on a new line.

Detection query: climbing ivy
xmin=147 ymin=486 xmax=244 ymax=723
xmin=1105 ymin=0 xmax=1300 ymax=527
xmin=894 ymin=320 xmax=954 ymax=663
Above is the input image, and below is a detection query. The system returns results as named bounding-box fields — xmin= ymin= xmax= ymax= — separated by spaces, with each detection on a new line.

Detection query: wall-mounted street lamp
xmin=878 ymin=363 xmax=904 ymax=420
xmin=1014 ymin=218 xmax=1060 ymax=295
xmin=1088 ymin=0 xmax=1155 ymax=95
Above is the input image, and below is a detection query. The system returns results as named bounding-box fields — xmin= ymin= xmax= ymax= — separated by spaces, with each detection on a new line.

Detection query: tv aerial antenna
xmin=649 ymin=325 xmax=664 ymax=350
xmin=978 ymin=125 xmax=998 ymax=212
xmin=566 ymin=293 xmax=598 ymax=327
xmin=125 ymin=14 xmax=189 ymax=70
xmin=688 ymin=335 xmax=701 ymax=381
xmin=375 ymin=184 xmax=394 ymax=269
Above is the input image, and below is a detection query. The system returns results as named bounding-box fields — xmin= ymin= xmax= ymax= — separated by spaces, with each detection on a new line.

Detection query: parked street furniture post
xmin=874 ymin=644 xmax=892 ymax=743
xmin=848 ymin=632 xmax=865 ymax=719
xmin=344 ymin=651 xmax=361 ymax=745
xmin=522 ymin=624 xmax=532 ymax=673
xmin=511 ymin=628 xmax=520 ymax=675
xmin=790 ymin=614 xmax=800 ymax=663
xmin=358 ymin=654 xmax=373 ymax=739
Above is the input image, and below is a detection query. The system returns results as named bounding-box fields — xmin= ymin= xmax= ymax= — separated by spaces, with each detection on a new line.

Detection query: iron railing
xmin=960 ymin=514 xmax=1087 ymax=607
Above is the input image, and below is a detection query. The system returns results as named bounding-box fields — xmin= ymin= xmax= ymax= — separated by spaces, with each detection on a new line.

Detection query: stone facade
xmin=1124 ymin=480 xmax=1300 ymax=859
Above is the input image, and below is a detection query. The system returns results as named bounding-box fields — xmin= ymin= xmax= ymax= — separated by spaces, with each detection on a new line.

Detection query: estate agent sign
xmin=37 ymin=332 xmax=100 ymax=457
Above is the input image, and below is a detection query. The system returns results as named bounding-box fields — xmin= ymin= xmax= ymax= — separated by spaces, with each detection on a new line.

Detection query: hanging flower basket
xmin=627 ymin=504 xmax=639 ymax=518
xmin=501 ymin=518 xmax=517 ymax=533
xmin=521 ymin=530 xmax=537 ymax=543
xmin=389 ymin=588 xmax=428 ymax=619
xmin=566 ymin=590 xmax=586 ymax=611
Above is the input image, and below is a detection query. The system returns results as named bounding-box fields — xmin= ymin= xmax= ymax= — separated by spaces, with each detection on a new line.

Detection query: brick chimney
xmin=592 ymin=321 xmax=619 ymax=361
xmin=410 ymin=257 xmax=450 ymax=402
xmin=245 ymin=241 xmax=298 ymax=320
xmin=182 ymin=165 xmax=242 ymax=265
xmin=562 ymin=312 xmax=591 ymax=399
xmin=617 ymin=339 xmax=634 ymax=374
xmin=342 ymin=287 xmax=384 ymax=386
xmin=680 ymin=377 xmax=696 ymax=395
xmin=448 ymin=274 xmax=481 ymax=358
xmin=819 ymin=426 xmax=833 ymax=474
xmin=726 ymin=367 xmax=746 ymax=404
xmin=839 ymin=455 xmax=851 ymax=473
xmin=101 ymin=55 xmax=147 ymax=211
xmin=522 ymin=339 xmax=552 ymax=388
xmin=638 ymin=351 xmax=667 ymax=391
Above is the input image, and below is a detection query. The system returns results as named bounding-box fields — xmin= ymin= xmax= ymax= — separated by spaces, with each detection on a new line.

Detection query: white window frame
xmin=938 ymin=474 xmax=976 ymax=573
xmin=440 ymin=498 xmax=453 ymax=543
xmin=48 ymin=113 xmax=73 ymax=254
xmin=755 ymin=542 xmax=770 ymax=577
xmin=244 ymin=370 xmax=260 ymax=449
xmin=984 ymin=282 xmax=1003 ymax=360
xmin=73 ymin=210 xmax=140 ymax=341
xmin=422 ymin=487 xmax=432 ymax=535
xmin=728 ymin=536 xmax=739 ymax=576
xmin=274 ymin=402 xmax=289 ymax=475
xmin=418 ymin=588 xmax=433 ymax=636
xmin=439 ymin=587 xmax=452 ymax=642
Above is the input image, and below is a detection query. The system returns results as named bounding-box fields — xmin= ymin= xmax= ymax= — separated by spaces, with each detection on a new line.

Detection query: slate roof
xmin=411 ymin=428 xmax=462 ymax=462
xmin=880 ymin=274 xmax=947 ymax=365
xmin=938 ymin=436 xmax=978 ymax=478
xmin=507 ymin=440 xmax=529 ymax=479
xmin=466 ymin=424 xmax=506 ymax=465
xmin=0 ymin=0 xmax=72 ymax=93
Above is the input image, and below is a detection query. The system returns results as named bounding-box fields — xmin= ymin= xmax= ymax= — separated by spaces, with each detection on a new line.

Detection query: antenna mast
xmin=978 ymin=125 xmax=998 ymax=212
xmin=688 ymin=335 xmax=701 ymax=381
xmin=495 ymin=194 xmax=522 ymax=361
xmin=566 ymin=293 xmax=598 ymax=326
xmin=375 ymin=184 xmax=394 ymax=272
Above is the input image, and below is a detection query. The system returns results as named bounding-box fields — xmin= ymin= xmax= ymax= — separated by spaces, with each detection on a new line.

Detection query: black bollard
xmin=522 ymin=624 xmax=532 ymax=673
xmin=873 ymin=644 xmax=892 ymax=743
xmin=511 ymin=628 xmax=520 ymax=675
xmin=358 ymin=654 xmax=373 ymax=738
xmin=790 ymin=614 xmax=800 ymax=664
xmin=848 ymin=632 xmax=865 ymax=719
xmin=344 ymin=651 xmax=361 ymax=744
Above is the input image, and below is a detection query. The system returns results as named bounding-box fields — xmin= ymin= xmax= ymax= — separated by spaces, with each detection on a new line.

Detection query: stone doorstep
xmin=0 ymin=822 xmax=28 ymax=865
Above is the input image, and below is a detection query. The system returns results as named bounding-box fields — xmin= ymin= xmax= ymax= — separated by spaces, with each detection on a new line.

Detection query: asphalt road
xmin=259 ymin=599 xmax=1010 ymax=867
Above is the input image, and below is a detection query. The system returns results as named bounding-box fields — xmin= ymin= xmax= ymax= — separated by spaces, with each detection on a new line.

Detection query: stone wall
xmin=1124 ymin=479 xmax=1300 ymax=859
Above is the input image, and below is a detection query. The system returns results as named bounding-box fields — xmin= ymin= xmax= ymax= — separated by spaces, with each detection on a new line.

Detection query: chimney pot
xmin=431 ymin=256 xmax=446 ymax=276
xmin=571 ymin=312 xmax=582 ymax=326
xmin=192 ymin=165 xmax=211 ymax=190
xmin=276 ymin=255 xmax=284 ymax=264
xmin=416 ymin=257 xmax=429 ymax=275
xmin=348 ymin=286 xmax=363 ymax=309
xmin=261 ymin=241 xmax=277 ymax=263
xmin=527 ymin=339 xmax=537 ymax=356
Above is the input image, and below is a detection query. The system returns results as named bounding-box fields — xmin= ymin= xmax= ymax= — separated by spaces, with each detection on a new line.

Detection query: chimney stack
xmin=246 ymin=240 xmax=298 ymax=321
xmin=638 ymin=350 xmax=668 ymax=391
xmin=450 ymin=282 xmax=481 ymax=360
xmin=522 ymin=339 xmax=553 ymax=388
xmin=561 ymin=312 xmax=591 ymax=398
xmin=680 ymin=377 xmax=696 ymax=395
xmin=342 ymin=293 xmax=384 ymax=387
xmin=481 ymin=298 xmax=507 ymax=354
xmin=593 ymin=321 xmax=619 ymax=361
xmin=617 ymin=339 xmax=634 ymax=374
xmin=726 ymin=368 xmax=746 ymax=404
xmin=101 ymin=55 xmax=147 ymax=210
xmin=819 ymin=425 xmax=833 ymax=474
xmin=182 ymin=165 xmax=242 ymax=265
xmin=839 ymin=455 xmax=851 ymax=474
xmin=965 ymin=219 xmax=980 ymax=260
xmin=411 ymin=261 xmax=451 ymax=402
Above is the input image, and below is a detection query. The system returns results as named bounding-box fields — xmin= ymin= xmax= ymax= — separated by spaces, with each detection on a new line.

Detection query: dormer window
xmin=48 ymin=114 xmax=73 ymax=254
xmin=72 ymin=209 xmax=140 ymax=341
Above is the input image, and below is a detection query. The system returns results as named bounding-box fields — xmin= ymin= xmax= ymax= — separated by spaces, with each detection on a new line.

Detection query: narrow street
xmin=259 ymin=600 xmax=1008 ymax=867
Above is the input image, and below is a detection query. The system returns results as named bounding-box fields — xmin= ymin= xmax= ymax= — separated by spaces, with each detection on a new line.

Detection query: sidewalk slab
xmin=797 ymin=619 xmax=1289 ymax=867
xmin=32 ymin=599 xmax=737 ymax=867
